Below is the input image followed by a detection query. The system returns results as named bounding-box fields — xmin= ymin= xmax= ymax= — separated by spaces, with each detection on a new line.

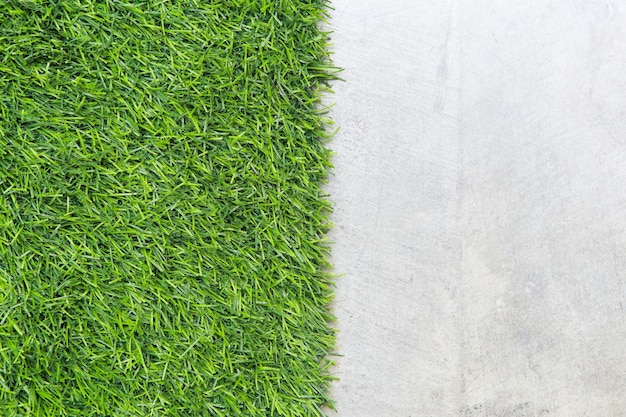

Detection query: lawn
xmin=0 ymin=1 xmax=337 ymax=415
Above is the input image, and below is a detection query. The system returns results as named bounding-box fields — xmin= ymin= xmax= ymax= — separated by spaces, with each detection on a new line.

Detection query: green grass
xmin=0 ymin=1 xmax=338 ymax=415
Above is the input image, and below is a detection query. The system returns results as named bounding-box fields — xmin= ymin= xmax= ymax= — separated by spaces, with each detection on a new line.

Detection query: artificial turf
xmin=0 ymin=1 xmax=338 ymax=415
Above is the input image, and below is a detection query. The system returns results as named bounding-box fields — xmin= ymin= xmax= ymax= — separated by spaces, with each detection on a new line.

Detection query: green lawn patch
xmin=0 ymin=1 xmax=337 ymax=415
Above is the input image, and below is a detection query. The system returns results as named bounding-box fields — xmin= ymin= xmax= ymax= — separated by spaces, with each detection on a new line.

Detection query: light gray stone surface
xmin=326 ymin=1 xmax=626 ymax=416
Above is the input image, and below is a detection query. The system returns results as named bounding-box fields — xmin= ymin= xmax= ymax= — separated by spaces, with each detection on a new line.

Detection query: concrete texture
xmin=326 ymin=1 xmax=626 ymax=416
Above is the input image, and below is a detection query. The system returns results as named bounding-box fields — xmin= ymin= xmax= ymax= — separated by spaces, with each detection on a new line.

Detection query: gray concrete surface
xmin=326 ymin=1 xmax=626 ymax=416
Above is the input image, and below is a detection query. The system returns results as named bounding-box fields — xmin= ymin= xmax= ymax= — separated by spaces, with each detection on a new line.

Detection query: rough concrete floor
xmin=326 ymin=1 xmax=626 ymax=416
